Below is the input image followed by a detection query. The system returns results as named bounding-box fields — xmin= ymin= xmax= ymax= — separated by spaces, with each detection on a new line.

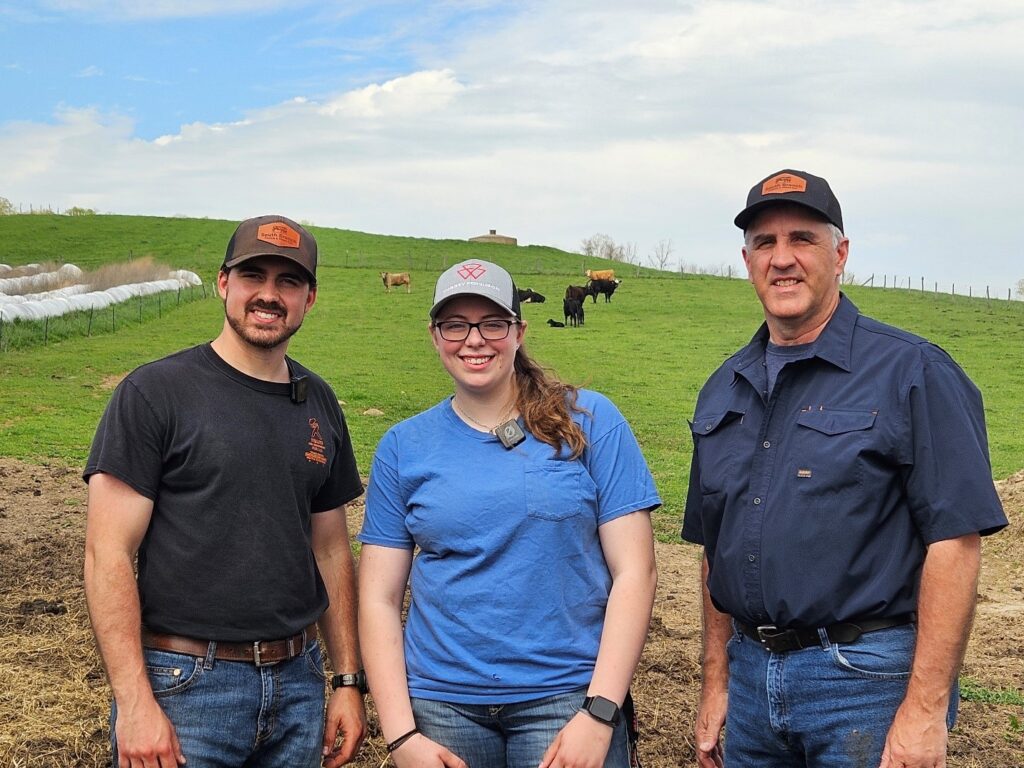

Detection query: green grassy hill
xmin=2 ymin=214 xmax=1022 ymax=539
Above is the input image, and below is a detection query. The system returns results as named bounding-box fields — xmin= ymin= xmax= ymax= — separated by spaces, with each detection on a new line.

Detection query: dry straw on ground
xmin=1 ymin=459 xmax=1021 ymax=767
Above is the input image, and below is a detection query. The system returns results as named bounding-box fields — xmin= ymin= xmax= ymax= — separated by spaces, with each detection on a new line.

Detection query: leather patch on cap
xmin=762 ymin=173 xmax=807 ymax=195
xmin=257 ymin=222 xmax=301 ymax=249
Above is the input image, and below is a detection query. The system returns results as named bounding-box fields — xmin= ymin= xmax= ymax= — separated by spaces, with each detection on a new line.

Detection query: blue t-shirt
xmin=359 ymin=389 xmax=661 ymax=704
xmin=682 ymin=295 xmax=1007 ymax=628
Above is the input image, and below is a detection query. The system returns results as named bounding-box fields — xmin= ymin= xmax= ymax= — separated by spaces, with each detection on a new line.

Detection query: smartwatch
xmin=330 ymin=669 xmax=368 ymax=695
xmin=580 ymin=695 xmax=621 ymax=727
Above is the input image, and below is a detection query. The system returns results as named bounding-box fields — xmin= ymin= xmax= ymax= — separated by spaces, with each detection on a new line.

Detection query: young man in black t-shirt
xmin=84 ymin=215 xmax=367 ymax=768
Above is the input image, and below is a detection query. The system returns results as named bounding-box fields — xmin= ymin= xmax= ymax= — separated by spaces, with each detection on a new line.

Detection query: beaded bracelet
xmin=386 ymin=728 xmax=420 ymax=754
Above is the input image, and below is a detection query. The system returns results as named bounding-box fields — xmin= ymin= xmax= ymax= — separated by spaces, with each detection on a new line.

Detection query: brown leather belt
xmin=141 ymin=624 xmax=317 ymax=666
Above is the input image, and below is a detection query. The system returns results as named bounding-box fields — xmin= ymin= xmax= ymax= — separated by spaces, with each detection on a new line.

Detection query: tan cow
xmin=585 ymin=268 xmax=615 ymax=281
xmin=380 ymin=272 xmax=411 ymax=293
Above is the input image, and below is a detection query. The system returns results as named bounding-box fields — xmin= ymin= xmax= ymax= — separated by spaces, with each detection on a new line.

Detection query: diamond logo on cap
xmin=458 ymin=263 xmax=486 ymax=280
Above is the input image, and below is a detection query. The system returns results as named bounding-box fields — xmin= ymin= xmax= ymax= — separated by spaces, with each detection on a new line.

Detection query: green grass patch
xmin=960 ymin=676 xmax=1024 ymax=706
xmin=2 ymin=214 xmax=1023 ymax=540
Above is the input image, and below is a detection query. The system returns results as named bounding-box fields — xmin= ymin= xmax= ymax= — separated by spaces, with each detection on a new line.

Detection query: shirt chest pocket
xmin=525 ymin=464 xmax=586 ymax=521
xmin=796 ymin=407 xmax=876 ymax=436
xmin=691 ymin=410 xmax=746 ymax=493
xmin=792 ymin=408 xmax=877 ymax=491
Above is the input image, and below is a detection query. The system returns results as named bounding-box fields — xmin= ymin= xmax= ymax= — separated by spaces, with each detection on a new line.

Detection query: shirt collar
xmin=731 ymin=292 xmax=859 ymax=381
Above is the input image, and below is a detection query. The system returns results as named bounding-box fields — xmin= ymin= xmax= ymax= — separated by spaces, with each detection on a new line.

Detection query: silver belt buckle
xmin=253 ymin=641 xmax=265 ymax=666
xmin=756 ymin=624 xmax=779 ymax=644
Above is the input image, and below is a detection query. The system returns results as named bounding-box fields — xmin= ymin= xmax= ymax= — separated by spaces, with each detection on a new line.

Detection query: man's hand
xmin=878 ymin=701 xmax=948 ymax=768
xmin=114 ymin=694 xmax=185 ymax=768
xmin=321 ymin=686 xmax=367 ymax=767
xmin=695 ymin=685 xmax=726 ymax=768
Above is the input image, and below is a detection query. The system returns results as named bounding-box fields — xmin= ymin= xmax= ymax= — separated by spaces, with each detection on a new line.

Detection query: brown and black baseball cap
xmin=222 ymin=215 xmax=317 ymax=285
xmin=734 ymin=169 xmax=843 ymax=233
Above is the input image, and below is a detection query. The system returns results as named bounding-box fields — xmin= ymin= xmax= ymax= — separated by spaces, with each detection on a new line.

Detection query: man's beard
xmin=226 ymin=300 xmax=302 ymax=350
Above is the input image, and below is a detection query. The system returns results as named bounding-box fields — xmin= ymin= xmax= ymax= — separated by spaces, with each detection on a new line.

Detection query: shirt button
xmin=762 ymin=440 xmax=771 ymax=448
xmin=753 ymin=497 xmax=762 ymax=505
xmin=704 ymin=424 xmax=712 ymax=431
xmin=747 ymin=554 xmax=756 ymax=562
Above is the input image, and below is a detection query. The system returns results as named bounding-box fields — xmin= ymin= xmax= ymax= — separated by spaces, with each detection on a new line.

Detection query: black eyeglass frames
xmin=433 ymin=319 xmax=519 ymax=341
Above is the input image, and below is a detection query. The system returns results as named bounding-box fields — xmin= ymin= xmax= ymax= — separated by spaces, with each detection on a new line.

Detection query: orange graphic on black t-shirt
xmin=305 ymin=418 xmax=327 ymax=465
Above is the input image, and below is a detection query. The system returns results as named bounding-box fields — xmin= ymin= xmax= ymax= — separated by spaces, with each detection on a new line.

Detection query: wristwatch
xmin=330 ymin=669 xmax=368 ymax=694
xmin=580 ymin=695 xmax=621 ymax=727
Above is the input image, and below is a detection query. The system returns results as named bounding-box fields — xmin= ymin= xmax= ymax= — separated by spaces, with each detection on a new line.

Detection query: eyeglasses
xmin=433 ymin=319 xmax=519 ymax=342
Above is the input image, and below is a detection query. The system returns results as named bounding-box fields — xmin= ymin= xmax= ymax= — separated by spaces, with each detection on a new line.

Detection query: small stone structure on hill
xmin=469 ymin=229 xmax=517 ymax=246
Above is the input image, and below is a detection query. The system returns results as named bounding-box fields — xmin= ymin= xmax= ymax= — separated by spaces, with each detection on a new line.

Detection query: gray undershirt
xmin=765 ymin=340 xmax=817 ymax=396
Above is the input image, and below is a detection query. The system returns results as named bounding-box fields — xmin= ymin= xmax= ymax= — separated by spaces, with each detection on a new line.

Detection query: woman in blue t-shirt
xmin=358 ymin=259 xmax=660 ymax=768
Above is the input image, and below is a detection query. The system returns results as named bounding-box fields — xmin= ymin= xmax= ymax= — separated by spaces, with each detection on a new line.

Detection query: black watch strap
xmin=331 ymin=669 xmax=368 ymax=694
xmin=580 ymin=695 xmax=621 ymax=727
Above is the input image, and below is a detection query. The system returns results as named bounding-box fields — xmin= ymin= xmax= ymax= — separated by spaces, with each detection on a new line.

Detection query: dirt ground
xmin=1 ymin=457 xmax=1021 ymax=767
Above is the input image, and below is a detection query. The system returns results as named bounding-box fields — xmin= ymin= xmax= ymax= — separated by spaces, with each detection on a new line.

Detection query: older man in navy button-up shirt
xmin=682 ymin=169 xmax=1007 ymax=768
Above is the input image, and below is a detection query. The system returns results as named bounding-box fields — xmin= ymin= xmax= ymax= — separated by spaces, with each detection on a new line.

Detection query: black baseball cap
xmin=223 ymin=215 xmax=317 ymax=285
xmin=734 ymin=169 xmax=843 ymax=232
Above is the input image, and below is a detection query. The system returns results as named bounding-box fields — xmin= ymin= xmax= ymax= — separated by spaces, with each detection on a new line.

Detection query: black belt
xmin=737 ymin=614 xmax=915 ymax=653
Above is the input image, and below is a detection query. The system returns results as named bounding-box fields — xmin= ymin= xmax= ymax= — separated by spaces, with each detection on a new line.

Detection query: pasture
xmin=1 ymin=214 xmax=1023 ymax=766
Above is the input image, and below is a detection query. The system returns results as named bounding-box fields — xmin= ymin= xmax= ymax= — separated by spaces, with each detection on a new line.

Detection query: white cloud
xmin=319 ymin=69 xmax=466 ymax=118
xmin=75 ymin=65 xmax=103 ymax=78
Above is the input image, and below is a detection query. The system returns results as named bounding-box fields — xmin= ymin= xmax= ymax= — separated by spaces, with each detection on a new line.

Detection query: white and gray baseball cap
xmin=430 ymin=260 xmax=521 ymax=319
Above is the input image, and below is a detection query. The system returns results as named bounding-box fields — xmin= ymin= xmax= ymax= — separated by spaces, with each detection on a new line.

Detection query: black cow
xmin=517 ymin=288 xmax=546 ymax=303
xmin=546 ymin=318 xmax=565 ymax=328
xmin=586 ymin=278 xmax=621 ymax=303
xmin=563 ymin=298 xmax=584 ymax=327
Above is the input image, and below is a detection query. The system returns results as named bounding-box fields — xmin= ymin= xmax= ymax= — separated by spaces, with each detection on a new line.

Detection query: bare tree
xmin=579 ymin=233 xmax=632 ymax=263
xmin=620 ymin=241 xmax=639 ymax=265
xmin=648 ymin=239 xmax=673 ymax=271
xmin=1016 ymin=278 xmax=1024 ymax=299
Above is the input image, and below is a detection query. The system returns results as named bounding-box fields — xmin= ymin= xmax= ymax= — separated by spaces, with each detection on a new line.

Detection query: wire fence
xmin=855 ymin=273 xmax=1017 ymax=302
xmin=0 ymin=281 xmax=211 ymax=353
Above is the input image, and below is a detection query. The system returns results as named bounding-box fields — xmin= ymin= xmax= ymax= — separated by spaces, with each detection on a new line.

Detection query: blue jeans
xmin=112 ymin=638 xmax=327 ymax=768
xmin=724 ymin=623 xmax=958 ymax=767
xmin=411 ymin=687 xmax=631 ymax=768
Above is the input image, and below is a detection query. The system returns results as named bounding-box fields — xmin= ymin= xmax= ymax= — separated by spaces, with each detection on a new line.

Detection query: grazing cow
xmin=380 ymin=272 xmax=411 ymax=293
xmin=564 ymin=285 xmax=588 ymax=303
xmin=586 ymin=278 xmax=621 ymax=303
xmin=546 ymin=319 xmax=565 ymax=328
xmin=585 ymin=268 xmax=616 ymax=281
xmin=563 ymin=298 xmax=584 ymax=328
xmin=517 ymin=288 xmax=546 ymax=303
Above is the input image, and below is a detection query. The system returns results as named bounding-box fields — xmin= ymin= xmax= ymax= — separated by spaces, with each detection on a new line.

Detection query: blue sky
xmin=2 ymin=1 xmax=1023 ymax=295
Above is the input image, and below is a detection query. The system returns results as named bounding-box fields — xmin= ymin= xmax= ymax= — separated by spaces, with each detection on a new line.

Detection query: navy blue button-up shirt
xmin=682 ymin=295 xmax=1007 ymax=627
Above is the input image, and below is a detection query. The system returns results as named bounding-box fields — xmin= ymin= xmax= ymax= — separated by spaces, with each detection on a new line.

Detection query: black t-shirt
xmin=85 ymin=343 xmax=363 ymax=641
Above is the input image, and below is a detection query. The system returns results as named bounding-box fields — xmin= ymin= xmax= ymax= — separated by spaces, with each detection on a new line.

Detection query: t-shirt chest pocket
xmin=525 ymin=464 xmax=585 ymax=521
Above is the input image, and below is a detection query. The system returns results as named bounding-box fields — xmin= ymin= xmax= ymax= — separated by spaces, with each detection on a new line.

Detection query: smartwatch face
xmin=354 ymin=670 xmax=368 ymax=693
xmin=588 ymin=696 xmax=619 ymax=723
